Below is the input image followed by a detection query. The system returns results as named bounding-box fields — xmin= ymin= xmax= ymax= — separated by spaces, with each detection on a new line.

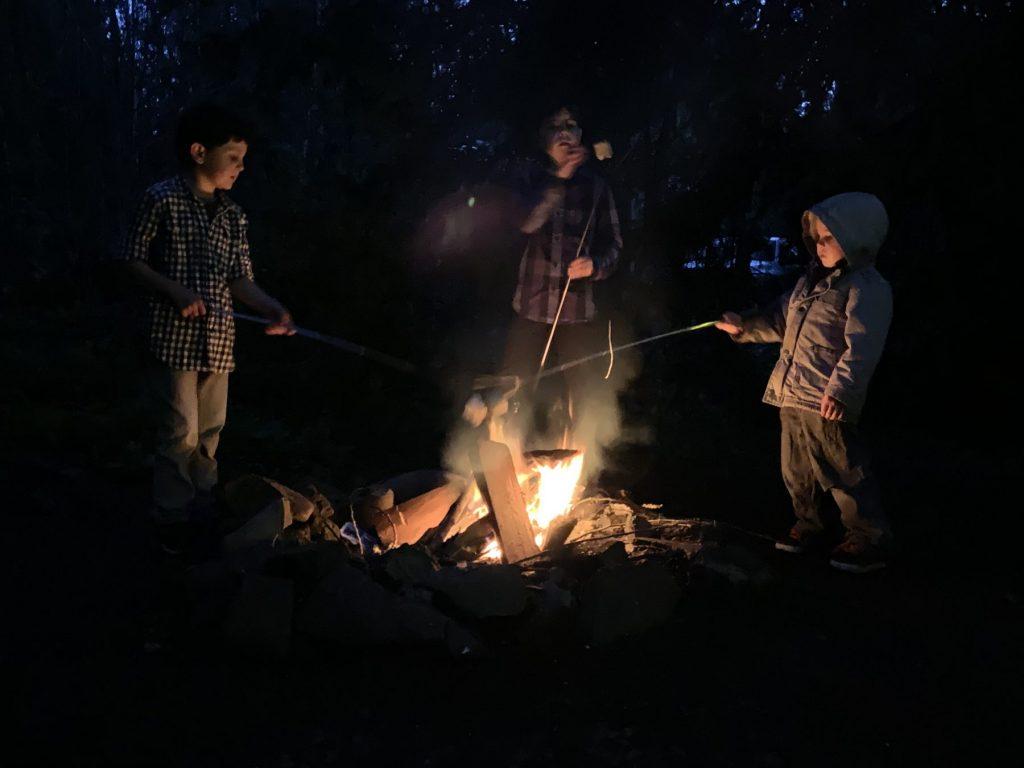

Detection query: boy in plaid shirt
xmin=119 ymin=103 xmax=295 ymax=552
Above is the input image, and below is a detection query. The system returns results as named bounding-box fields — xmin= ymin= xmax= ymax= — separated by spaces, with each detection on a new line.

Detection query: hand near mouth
xmin=555 ymin=145 xmax=589 ymax=179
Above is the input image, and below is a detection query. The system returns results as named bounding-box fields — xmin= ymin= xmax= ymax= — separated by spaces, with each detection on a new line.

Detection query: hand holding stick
xmin=534 ymin=203 xmax=599 ymax=385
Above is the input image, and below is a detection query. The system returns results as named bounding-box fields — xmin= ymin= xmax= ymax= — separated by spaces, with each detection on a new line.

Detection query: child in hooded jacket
xmin=716 ymin=192 xmax=893 ymax=573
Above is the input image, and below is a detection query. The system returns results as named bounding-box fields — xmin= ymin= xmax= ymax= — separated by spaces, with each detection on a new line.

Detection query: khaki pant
xmin=780 ymin=407 xmax=890 ymax=543
xmin=148 ymin=363 xmax=229 ymax=521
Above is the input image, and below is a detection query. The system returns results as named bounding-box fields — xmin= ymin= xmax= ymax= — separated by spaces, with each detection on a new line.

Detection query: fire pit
xmin=199 ymin=441 xmax=776 ymax=659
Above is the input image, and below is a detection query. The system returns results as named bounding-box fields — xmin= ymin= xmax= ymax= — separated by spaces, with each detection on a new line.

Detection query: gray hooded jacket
xmin=734 ymin=192 xmax=892 ymax=423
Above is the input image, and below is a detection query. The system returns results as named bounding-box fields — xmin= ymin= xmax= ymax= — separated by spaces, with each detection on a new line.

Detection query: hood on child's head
xmin=801 ymin=192 xmax=889 ymax=269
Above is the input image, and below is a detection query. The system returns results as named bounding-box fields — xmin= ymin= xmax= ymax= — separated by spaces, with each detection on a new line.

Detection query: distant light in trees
xmin=823 ymin=79 xmax=838 ymax=112
xmin=790 ymin=6 xmax=805 ymax=22
xmin=467 ymin=197 xmax=476 ymax=208
xmin=795 ymin=89 xmax=811 ymax=118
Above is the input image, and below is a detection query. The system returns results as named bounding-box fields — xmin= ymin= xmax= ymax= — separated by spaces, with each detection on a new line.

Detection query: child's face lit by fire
xmin=191 ymin=139 xmax=248 ymax=192
xmin=543 ymin=108 xmax=583 ymax=166
xmin=810 ymin=216 xmax=845 ymax=269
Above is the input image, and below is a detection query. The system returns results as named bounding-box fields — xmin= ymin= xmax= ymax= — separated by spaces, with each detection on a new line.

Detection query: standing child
xmin=119 ymin=103 xmax=296 ymax=553
xmin=716 ymin=192 xmax=893 ymax=573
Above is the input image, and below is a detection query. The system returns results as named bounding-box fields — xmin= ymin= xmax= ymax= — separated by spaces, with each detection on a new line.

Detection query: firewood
xmin=475 ymin=440 xmax=541 ymax=564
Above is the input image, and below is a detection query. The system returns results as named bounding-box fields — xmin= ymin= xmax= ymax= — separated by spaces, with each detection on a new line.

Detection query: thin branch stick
xmin=533 ymin=200 xmax=599 ymax=389
xmin=604 ymin=319 xmax=614 ymax=380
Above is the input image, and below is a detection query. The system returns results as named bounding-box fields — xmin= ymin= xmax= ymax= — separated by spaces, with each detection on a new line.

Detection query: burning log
xmin=475 ymin=440 xmax=541 ymax=564
xmin=352 ymin=471 xmax=467 ymax=549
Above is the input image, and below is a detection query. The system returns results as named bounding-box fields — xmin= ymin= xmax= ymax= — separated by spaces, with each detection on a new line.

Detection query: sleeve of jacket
xmin=825 ymin=276 xmax=893 ymax=411
xmin=118 ymin=187 xmax=163 ymax=262
xmin=732 ymin=288 xmax=793 ymax=344
xmin=519 ymin=164 xmax=566 ymax=235
xmin=590 ymin=181 xmax=622 ymax=281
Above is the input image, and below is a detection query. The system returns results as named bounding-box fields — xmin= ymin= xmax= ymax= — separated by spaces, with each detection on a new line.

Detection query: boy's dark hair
xmin=175 ymin=103 xmax=251 ymax=167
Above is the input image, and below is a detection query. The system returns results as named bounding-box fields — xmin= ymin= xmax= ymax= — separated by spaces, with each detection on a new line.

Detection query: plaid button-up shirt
xmin=513 ymin=164 xmax=622 ymax=324
xmin=119 ymin=176 xmax=254 ymax=373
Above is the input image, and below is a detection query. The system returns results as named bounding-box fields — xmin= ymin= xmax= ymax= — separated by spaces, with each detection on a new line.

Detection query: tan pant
xmin=780 ymin=407 xmax=890 ymax=543
xmin=149 ymin=363 xmax=229 ymax=521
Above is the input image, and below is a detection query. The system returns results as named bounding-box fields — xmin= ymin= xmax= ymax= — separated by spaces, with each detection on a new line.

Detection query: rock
xmin=223 ymin=474 xmax=316 ymax=524
xmin=222 ymin=574 xmax=294 ymax=658
xmin=427 ymin=564 xmax=529 ymax=618
xmin=516 ymin=576 xmax=576 ymax=648
xmin=297 ymin=482 xmax=336 ymax=520
xmin=382 ymin=545 xmax=437 ymax=587
xmin=263 ymin=543 xmax=351 ymax=595
xmin=444 ymin=621 xmax=488 ymax=659
xmin=566 ymin=501 xmax=636 ymax=553
xmin=577 ymin=562 xmax=681 ymax=646
xmin=280 ymin=522 xmax=313 ymax=546
xmin=223 ymin=498 xmax=292 ymax=552
xmin=693 ymin=543 xmax=776 ymax=586
xmin=297 ymin=563 xmax=449 ymax=645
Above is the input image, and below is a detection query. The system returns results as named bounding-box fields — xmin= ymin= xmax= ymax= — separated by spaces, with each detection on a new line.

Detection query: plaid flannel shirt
xmin=513 ymin=164 xmax=622 ymax=324
xmin=119 ymin=176 xmax=254 ymax=373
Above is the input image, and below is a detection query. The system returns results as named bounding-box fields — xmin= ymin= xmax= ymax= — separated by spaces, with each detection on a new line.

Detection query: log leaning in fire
xmin=353 ymin=474 xmax=466 ymax=549
xmin=475 ymin=440 xmax=540 ymax=564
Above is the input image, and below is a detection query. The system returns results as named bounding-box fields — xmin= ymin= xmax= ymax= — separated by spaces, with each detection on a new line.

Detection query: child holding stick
xmin=716 ymin=193 xmax=893 ymax=573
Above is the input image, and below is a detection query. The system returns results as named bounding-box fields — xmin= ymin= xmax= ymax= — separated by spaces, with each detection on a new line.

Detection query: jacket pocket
xmin=803 ymin=295 xmax=847 ymax=350
xmin=799 ymin=343 xmax=841 ymax=384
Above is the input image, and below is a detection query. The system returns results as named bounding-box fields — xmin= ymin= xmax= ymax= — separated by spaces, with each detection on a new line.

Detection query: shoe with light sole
xmin=829 ymin=535 xmax=888 ymax=574
xmin=774 ymin=525 xmax=826 ymax=554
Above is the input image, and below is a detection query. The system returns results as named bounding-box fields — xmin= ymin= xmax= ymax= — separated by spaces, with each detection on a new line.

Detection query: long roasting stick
xmin=532 ymin=319 xmax=719 ymax=382
xmin=230 ymin=311 xmax=417 ymax=374
xmin=534 ymin=201 xmax=599 ymax=387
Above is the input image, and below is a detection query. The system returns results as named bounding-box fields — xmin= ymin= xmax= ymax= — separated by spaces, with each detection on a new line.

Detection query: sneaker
xmin=829 ymin=534 xmax=888 ymax=574
xmin=775 ymin=525 xmax=825 ymax=554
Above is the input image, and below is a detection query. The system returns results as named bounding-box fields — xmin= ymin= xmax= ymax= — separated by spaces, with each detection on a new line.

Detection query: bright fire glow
xmin=525 ymin=451 xmax=585 ymax=545
xmin=479 ymin=537 xmax=502 ymax=561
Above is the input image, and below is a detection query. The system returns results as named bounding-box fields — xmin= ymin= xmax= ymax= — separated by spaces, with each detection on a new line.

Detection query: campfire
xmin=459 ymin=448 xmax=586 ymax=562
xmin=205 ymin=401 xmax=773 ymax=660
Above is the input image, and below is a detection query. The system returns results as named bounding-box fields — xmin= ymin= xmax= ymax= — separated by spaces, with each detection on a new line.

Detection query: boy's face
xmin=542 ymin=108 xmax=582 ymax=165
xmin=811 ymin=217 xmax=845 ymax=268
xmin=192 ymin=139 xmax=248 ymax=191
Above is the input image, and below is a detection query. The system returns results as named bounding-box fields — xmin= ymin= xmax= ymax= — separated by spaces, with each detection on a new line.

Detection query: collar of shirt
xmin=173 ymin=174 xmax=240 ymax=222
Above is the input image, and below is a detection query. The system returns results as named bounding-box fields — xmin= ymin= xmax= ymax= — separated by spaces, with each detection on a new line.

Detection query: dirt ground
xmin=5 ymin=292 xmax=1023 ymax=767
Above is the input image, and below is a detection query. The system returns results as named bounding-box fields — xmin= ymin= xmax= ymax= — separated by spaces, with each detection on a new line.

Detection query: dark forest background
xmin=4 ymin=3 xmax=1024 ymax=765
xmin=1 ymin=0 xmax=1019 ymax=526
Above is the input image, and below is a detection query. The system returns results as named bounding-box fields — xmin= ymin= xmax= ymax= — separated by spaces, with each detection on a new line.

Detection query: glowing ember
xmin=479 ymin=537 xmax=503 ymax=561
xmin=525 ymin=450 xmax=585 ymax=546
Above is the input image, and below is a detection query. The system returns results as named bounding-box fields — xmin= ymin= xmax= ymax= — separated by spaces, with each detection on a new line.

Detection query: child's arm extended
xmin=229 ymin=278 xmax=296 ymax=336
xmin=824 ymin=279 xmax=893 ymax=414
xmin=715 ymin=289 xmax=793 ymax=344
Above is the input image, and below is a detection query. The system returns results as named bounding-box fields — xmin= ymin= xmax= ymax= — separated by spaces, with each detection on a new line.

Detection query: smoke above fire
xmin=442 ymin=313 xmax=646 ymax=489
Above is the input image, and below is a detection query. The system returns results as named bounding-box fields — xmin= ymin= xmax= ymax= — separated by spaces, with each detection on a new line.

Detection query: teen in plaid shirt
xmin=502 ymin=105 xmax=622 ymax=446
xmin=119 ymin=104 xmax=295 ymax=551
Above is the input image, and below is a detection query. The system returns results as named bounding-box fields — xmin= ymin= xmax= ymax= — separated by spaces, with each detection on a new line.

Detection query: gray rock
xmin=577 ymin=562 xmax=681 ymax=646
xmin=297 ymin=563 xmax=448 ymax=645
xmin=382 ymin=545 xmax=437 ymax=587
xmin=223 ymin=498 xmax=292 ymax=552
xmin=223 ymin=474 xmax=317 ymax=524
xmin=427 ymin=564 xmax=529 ymax=618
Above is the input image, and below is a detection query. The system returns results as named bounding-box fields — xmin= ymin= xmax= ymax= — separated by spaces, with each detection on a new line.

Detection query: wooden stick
xmin=534 ymin=201 xmax=599 ymax=388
